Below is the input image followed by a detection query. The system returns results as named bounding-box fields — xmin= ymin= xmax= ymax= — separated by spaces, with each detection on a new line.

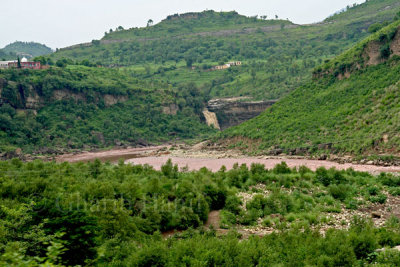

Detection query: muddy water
xmin=127 ymin=156 xmax=400 ymax=174
xmin=56 ymin=147 xmax=400 ymax=174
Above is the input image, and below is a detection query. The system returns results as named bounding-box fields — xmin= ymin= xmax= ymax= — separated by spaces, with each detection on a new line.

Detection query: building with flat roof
xmin=8 ymin=61 xmax=41 ymax=70
xmin=1 ymin=57 xmax=41 ymax=70
xmin=0 ymin=60 xmax=17 ymax=69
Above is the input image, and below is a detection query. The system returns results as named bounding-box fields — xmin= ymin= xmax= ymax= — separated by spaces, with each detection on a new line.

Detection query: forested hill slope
xmin=0 ymin=66 xmax=214 ymax=154
xmin=103 ymin=10 xmax=292 ymax=40
xmin=1 ymin=41 xmax=53 ymax=59
xmin=49 ymin=0 xmax=400 ymax=100
xmin=217 ymin=20 xmax=400 ymax=158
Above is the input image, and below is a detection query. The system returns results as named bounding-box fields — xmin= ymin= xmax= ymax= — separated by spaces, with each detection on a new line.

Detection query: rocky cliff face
xmin=365 ymin=29 xmax=400 ymax=65
xmin=202 ymin=109 xmax=220 ymax=129
xmin=314 ymin=26 xmax=400 ymax=80
xmin=206 ymin=97 xmax=277 ymax=130
xmin=0 ymin=82 xmax=128 ymax=111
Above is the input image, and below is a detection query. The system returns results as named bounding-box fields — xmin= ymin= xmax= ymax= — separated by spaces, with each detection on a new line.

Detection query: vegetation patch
xmin=0 ymin=160 xmax=400 ymax=265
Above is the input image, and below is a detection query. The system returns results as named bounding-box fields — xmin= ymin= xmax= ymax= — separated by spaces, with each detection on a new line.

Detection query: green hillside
xmin=50 ymin=1 xmax=400 ymax=100
xmin=0 ymin=50 xmax=16 ymax=61
xmin=1 ymin=41 xmax=53 ymax=59
xmin=218 ymin=20 xmax=400 ymax=158
xmin=1 ymin=0 xmax=399 ymax=154
xmin=104 ymin=10 xmax=291 ymax=40
xmin=0 ymin=66 xmax=214 ymax=154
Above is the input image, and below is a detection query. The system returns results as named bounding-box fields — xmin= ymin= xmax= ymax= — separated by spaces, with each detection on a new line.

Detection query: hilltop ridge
xmin=1 ymin=41 xmax=52 ymax=59
xmin=103 ymin=10 xmax=292 ymax=41
xmin=50 ymin=0 xmax=400 ymax=102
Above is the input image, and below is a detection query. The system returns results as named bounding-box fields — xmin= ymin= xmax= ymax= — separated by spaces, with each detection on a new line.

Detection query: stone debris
xmin=237 ymin=184 xmax=271 ymax=210
xmin=235 ymin=190 xmax=400 ymax=237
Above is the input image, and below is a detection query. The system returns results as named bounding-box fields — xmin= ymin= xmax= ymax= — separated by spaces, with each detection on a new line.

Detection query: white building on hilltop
xmin=0 ymin=57 xmax=42 ymax=70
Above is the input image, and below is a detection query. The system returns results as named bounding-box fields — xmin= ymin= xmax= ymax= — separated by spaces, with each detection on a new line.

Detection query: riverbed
xmin=56 ymin=146 xmax=400 ymax=174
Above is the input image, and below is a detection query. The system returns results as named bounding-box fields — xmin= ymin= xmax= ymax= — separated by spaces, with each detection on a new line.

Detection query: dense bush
xmin=0 ymin=160 xmax=399 ymax=265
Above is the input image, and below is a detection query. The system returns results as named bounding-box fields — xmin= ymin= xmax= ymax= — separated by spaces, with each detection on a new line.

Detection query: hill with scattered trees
xmin=1 ymin=41 xmax=53 ymax=59
xmin=1 ymin=0 xmax=400 ymax=156
xmin=50 ymin=0 xmax=400 ymax=100
xmin=217 ymin=19 xmax=400 ymax=159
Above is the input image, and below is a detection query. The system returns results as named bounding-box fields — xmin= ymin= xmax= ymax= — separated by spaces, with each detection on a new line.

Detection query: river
xmin=56 ymin=146 xmax=400 ymax=174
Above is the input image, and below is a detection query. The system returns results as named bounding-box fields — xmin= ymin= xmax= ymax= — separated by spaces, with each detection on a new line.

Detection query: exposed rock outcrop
xmin=104 ymin=94 xmax=128 ymax=107
xmin=360 ymin=28 xmax=400 ymax=66
xmin=25 ymin=90 xmax=43 ymax=109
xmin=314 ymin=26 xmax=400 ymax=80
xmin=364 ymin=41 xmax=384 ymax=65
xmin=53 ymin=89 xmax=86 ymax=102
xmin=207 ymin=97 xmax=277 ymax=130
xmin=1 ymin=83 xmax=129 ymax=111
xmin=203 ymin=109 xmax=220 ymax=129
xmin=162 ymin=104 xmax=179 ymax=115
xmin=390 ymin=28 xmax=400 ymax=55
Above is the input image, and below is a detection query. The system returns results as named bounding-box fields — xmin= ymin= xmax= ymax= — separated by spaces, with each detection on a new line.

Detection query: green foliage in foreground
xmin=0 ymin=67 xmax=215 ymax=152
xmin=1 ymin=159 xmax=400 ymax=266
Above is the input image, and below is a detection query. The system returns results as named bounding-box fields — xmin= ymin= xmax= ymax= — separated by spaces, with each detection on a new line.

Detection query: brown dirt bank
xmin=56 ymin=146 xmax=168 ymax=163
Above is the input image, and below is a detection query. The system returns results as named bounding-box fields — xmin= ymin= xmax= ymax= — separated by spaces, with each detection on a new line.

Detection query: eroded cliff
xmin=205 ymin=97 xmax=277 ymax=130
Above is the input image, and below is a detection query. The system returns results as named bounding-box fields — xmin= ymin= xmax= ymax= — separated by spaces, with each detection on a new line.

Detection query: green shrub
xmin=389 ymin=187 xmax=400 ymax=196
xmin=380 ymin=43 xmax=391 ymax=59
xmin=368 ymin=23 xmax=384 ymax=33
xmin=224 ymin=195 xmax=242 ymax=215
xmin=273 ymin=162 xmax=292 ymax=174
xmin=316 ymin=167 xmax=331 ymax=186
xmin=376 ymin=249 xmax=400 ymax=266
xmin=369 ymin=193 xmax=387 ymax=204
xmin=204 ymin=184 xmax=227 ymax=210
xmin=329 ymin=184 xmax=352 ymax=201
xmin=381 ymin=173 xmax=400 ymax=187
xmin=220 ymin=210 xmax=236 ymax=228
xmin=239 ymin=209 xmax=260 ymax=225
xmin=367 ymin=186 xmax=380 ymax=196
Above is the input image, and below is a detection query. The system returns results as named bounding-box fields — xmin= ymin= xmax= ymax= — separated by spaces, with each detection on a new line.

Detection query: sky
xmin=0 ymin=0 xmax=366 ymax=49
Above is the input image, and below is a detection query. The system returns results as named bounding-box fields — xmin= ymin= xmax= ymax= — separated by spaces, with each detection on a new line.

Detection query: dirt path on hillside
xmin=56 ymin=145 xmax=400 ymax=174
xmin=205 ymin=211 xmax=221 ymax=229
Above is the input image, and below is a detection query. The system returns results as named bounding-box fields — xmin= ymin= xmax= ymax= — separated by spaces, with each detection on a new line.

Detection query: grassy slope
xmin=219 ymin=21 xmax=400 ymax=156
xmin=325 ymin=0 xmax=400 ymax=23
xmin=50 ymin=1 xmax=400 ymax=100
